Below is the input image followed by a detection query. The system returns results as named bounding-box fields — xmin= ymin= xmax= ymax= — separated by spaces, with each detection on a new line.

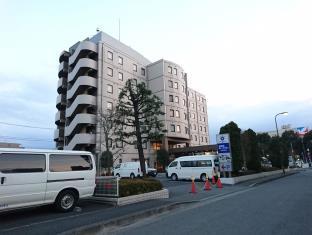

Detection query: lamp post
xmin=274 ymin=112 xmax=288 ymax=173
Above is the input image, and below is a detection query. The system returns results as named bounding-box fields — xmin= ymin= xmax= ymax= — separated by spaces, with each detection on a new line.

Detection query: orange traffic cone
xmin=216 ymin=178 xmax=223 ymax=188
xmin=190 ymin=177 xmax=197 ymax=194
xmin=204 ymin=178 xmax=211 ymax=191
xmin=212 ymin=175 xmax=216 ymax=184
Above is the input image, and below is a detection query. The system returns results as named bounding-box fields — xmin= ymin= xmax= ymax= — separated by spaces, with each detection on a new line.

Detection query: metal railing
xmin=94 ymin=176 xmax=119 ymax=197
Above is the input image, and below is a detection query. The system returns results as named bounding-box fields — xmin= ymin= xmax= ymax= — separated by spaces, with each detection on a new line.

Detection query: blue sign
xmin=217 ymin=143 xmax=230 ymax=153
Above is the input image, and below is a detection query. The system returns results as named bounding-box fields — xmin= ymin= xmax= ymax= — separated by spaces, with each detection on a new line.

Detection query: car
xmin=147 ymin=167 xmax=157 ymax=177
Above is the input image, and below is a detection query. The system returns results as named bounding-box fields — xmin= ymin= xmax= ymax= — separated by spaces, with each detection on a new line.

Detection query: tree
xmin=268 ymin=136 xmax=288 ymax=168
xmin=157 ymin=149 xmax=169 ymax=171
xmin=115 ymin=80 xmax=166 ymax=176
xmin=219 ymin=121 xmax=243 ymax=172
xmin=241 ymin=129 xmax=261 ymax=171
xmin=99 ymin=109 xmax=126 ymax=174
xmin=256 ymin=133 xmax=271 ymax=158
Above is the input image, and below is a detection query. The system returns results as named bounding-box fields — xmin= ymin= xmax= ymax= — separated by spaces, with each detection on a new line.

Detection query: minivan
xmin=113 ymin=162 xmax=151 ymax=179
xmin=167 ymin=155 xmax=219 ymax=181
xmin=0 ymin=148 xmax=96 ymax=213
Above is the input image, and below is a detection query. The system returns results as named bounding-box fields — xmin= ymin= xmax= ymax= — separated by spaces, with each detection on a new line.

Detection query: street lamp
xmin=274 ymin=112 xmax=288 ymax=173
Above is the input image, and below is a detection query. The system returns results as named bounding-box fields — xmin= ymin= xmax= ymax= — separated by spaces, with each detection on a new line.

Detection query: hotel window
xmin=203 ymin=117 xmax=205 ymax=122
xmin=185 ymin=127 xmax=188 ymax=134
xmin=175 ymin=110 xmax=180 ymax=118
xmin=202 ymin=107 xmax=205 ymax=112
xmin=201 ymin=136 xmax=204 ymax=142
xmin=118 ymin=56 xmax=123 ymax=65
xmin=181 ymin=72 xmax=183 ymax=79
xmin=176 ymin=125 xmax=181 ymax=133
xmin=205 ymin=137 xmax=208 ymax=143
xmin=174 ymin=82 xmax=178 ymax=89
xmin=192 ymin=103 xmax=194 ymax=108
xmin=199 ymin=116 xmax=202 ymax=121
xmin=118 ymin=88 xmax=122 ymax=95
xmin=183 ymin=99 xmax=186 ymax=106
xmin=173 ymin=68 xmax=177 ymax=75
xmin=174 ymin=96 xmax=179 ymax=103
xmin=194 ymin=124 xmax=196 ymax=130
xmin=170 ymin=124 xmax=175 ymax=132
xmin=168 ymin=66 xmax=172 ymax=74
xmin=182 ymin=85 xmax=185 ymax=93
xmin=116 ymin=140 xmax=123 ymax=148
xmin=191 ymin=135 xmax=193 ymax=140
xmin=170 ymin=109 xmax=174 ymax=117
xmin=168 ymin=80 xmax=173 ymax=88
xmin=142 ymin=141 xmax=147 ymax=149
xmin=141 ymin=68 xmax=146 ymax=76
xmin=195 ymin=135 xmax=197 ymax=141
xmin=204 ymin=127 xmax=207 ymax=132
xmin=133 ymin=64 xmax=137 ymax=72
xmin=184 ymin=113 xmax=187 ymax=120
xmin=118 ymin=72 xmax=123 ymax=81
xmin=107 ymin=67 xmax=113 ymax=77
xmin=192 ymin=113 xmax=195 ymax=119
xmin=169 ymin=95 xmax=173 ymax=102
xmin=107 ymin=84 xmax=113 ymax=93
xmin=107 ymin=102 xmax=113 ymax=110
xmin=197 ymin=96 xmax=200 ymax=101
xmin=200 ymin=126 xmax=202 ymax=131
xmin=107 ymin=51 xmax=113 ymax=60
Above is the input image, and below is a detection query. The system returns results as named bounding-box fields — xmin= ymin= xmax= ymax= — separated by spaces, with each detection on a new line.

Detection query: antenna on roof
xmin=118 ymin=18 xmax=120 ymax=41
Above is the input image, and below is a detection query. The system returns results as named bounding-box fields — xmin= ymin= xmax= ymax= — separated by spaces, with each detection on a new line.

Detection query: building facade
xmin=54 ymin=31 xmax=210 ymax=166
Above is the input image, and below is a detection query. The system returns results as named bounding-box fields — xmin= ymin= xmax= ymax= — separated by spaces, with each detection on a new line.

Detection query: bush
xmin=119 ymin=178 xmax=163 ymax=197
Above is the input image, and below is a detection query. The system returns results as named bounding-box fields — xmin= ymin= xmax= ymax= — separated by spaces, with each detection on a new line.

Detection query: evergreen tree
xmin=115 ymin=80 xmax=166 ymax=176
xmin=241 ymin=129 xmax=261 ymax=171
xmin=219 ymin=121 xmax=243 ymax=172
xmin=157 ymin=149 xmax=170 ymax=171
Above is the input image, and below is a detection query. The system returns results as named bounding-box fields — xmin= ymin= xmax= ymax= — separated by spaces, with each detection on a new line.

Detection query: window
xmin=169 ymin=95 xmax=173 ymax=102
xmin=175 ymin=110 xmax=180 ymax=118
xmin=173 ymin=68 xmax=177 ymax=75
xmin=200 ymin=126 xmax=203 ymax=131
xmin=180 ymin=161 xmax=194 ymax=167
xmin=202 ymin=97 xmax=205 ymax=102
xmin=192 ymin=93 xmax=194 ymax=98
xmin=116 ymin=140 xmax=123 ymax=148
xmin=205 ymin=137 xmax=208 ymax=143
xmin=170 ymin=124 xmax=175 ymax=132
xmin=194 ymin=124 xmax=196 ymax=130
xmin=195 ymin=135 xmax=198 ymax=141
xmin=118 ymin=56 xmax=123 ymax=65
xmin=168 ymin=66 xmax=172 ymax=74
xmin=108 ymin=138 xmax=112 ymax=148
xmin=174 ymin=96 xmax=179 ymax=103
xmin=184 ymin=113 xmax=187 ymax=120
xmin=183 ymin=99 xmax=186 ymax=106
xmin=107 ymin=67 xmax=113 ymax=77
xmin=201 ymin=136 xmax=204 ymax=142
xmin=197 ymin=96 xmax=200 ymax=101
xmin=142 ymin=139 xmax=147 ymax=149
xmin=202 ymin=107 xmax=205 ymax=112
xmin=133 ymin=64 xmax=137 ymax=72
xmin=107 ymin=51 xmax=113 ymax=60
xmin=203 ymin=117 xmax=205 ymax=122
xmin=176 ymin=125 xmax=181 ymax=133
xmin=118 ymin=88 xmax=122 ymax=95
xmin=170 ymin=109 xmax=174 ymax=117
xmin=168 ymin=80 xmax=173 ymax=88
xmin=118 ymin=72 xmax=123 ymax=81
xmin=185 ymin=127 xmax=188 ymax=134
xmin=197 ymin=160 xmax=212 ymax=167
xmin=141 ymin=68 xmax=146 ymax=76
xmin=192 ymin=113 xmax=195 ymax=119
xmin=192 ymin=103 xmax=194 ymax=108
xmin=191 ymin=135 xmax=193 ymax=140
xmin=50 ymin=154 xmax=92 ymax=172
xmin=174 ymin=82 xmax=178 ymax=89
xmin=0 ymin=153 xmax=45 ymax=173
xmin=169 ymin=161 xmax=177 ymax=167
xmin=181 ymin=72 xmax=183 ymax=79
xmin=204 ymin=127 xmax=207 ymax=132
xmin=119 ymin=159 xmax=122 ymax=163
xmin=107 ymin=84 xmax=113 ymax=93
xmin=107 ymin=102 xmax=113 ymax=110
xmin=182 ymin=85 xmax=185 ymax=93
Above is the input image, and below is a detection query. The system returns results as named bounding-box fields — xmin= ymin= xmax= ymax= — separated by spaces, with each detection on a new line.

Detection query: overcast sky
xmin=0 ymin=0 xmax=311 ymax=148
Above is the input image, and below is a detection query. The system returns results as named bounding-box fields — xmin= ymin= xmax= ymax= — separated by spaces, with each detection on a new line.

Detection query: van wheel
xmin=171 ymin=174 xmax=178 ymax=181
xmin=55 ymin=190 xmax=77 ymax=212
xmin=116 ymin=173 xmax=120 ymax=178
xmin=130 ymin=173 xmax=135 ymax=179
xmin=200 ymin=173 xmax=207 ymax=182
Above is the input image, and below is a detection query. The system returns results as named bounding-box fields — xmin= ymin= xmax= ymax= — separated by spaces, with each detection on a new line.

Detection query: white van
xmin=167 ymin=155 xmax=219 ymax=181
xmin=0 ymin=148 xmax=96 ymax=213
xmin=113 ymin=162 xmax=148 ymax=179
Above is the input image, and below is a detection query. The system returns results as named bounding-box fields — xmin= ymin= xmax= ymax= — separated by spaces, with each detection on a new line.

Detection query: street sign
xmin=216 ymin=134 xmax=232 ymax=172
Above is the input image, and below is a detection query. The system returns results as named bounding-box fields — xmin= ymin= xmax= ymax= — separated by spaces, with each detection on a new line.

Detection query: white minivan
xmin=167 ymin=155 xmax=219 ymax=181
xmin=0 ymin=148 xmax=96 ymax=213
xmin=113 ymin=162 xmax=148 ymax=179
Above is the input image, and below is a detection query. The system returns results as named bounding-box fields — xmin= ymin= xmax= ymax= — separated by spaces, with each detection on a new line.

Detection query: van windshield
xmin=114 ymin=164 xmax=121 ymax=169
xmin=214 ymin=159 xmax=220 ymax=167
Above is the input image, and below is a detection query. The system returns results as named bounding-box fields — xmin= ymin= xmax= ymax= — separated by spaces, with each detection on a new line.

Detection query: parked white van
xmin=0 ymin=148 xmax=96 ymax=213
xmin=113 ymin=162 xmax=148 ymax=179
xmin=167 ymin=155 xmax=220 ymax=181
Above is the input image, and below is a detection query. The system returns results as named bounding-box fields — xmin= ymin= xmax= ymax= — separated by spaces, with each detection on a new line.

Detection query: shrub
xmin=119 ymin=178 xmax=163 ymax=197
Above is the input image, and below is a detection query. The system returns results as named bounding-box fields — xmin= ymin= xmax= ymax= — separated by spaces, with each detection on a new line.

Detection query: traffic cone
xmin=212 ymin=175 xmax=216 ymax=184
xmin=189 ymin=177 xmax=197 ymax=194
xmin=204 ymin=177 xmax=211 ymax=191
xmin=216 ymin=178 xmax=223 ymax=189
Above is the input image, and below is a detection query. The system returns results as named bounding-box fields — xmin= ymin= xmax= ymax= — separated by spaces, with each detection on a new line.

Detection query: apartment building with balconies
xmin=54 ymin=31 xmax=210 ymax=166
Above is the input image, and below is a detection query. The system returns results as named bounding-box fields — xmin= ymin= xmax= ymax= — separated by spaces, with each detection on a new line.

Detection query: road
xmin=0 ymin=170 xmax=306 ymax=235
xmin=112 ymin=169 xmax=312 ymax=235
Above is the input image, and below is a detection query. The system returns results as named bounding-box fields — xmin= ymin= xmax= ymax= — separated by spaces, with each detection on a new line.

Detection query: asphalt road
xmin=112 ymin=169 xmax=312 ymax=235
xmin=0 ymin=171 xmax=304 ymax=235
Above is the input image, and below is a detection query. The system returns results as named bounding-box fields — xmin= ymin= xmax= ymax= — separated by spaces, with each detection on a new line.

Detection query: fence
xmin=94 ymin=176 xmax=119 ymax=197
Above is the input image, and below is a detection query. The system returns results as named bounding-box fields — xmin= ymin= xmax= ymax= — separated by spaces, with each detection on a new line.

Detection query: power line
xmin=0 ymin=135 xmax=53 ymax=142
xmin=0 ymin=121 xmax=53 ymax=130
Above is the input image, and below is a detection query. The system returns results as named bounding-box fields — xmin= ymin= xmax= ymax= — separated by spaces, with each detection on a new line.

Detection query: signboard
xmin=216 ymin=133 xmax=232 ymax=172
xmin=296 ymin=127 xmax=309 ymax=137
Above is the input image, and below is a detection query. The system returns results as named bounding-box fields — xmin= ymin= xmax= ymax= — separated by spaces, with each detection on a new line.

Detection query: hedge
xmin=119 ymin=178 xmax=163 ymax=197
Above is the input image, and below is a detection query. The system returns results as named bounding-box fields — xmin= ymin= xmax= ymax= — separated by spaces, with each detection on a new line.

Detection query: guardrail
xmin=94 ymin=176 xmax=119 ymax=197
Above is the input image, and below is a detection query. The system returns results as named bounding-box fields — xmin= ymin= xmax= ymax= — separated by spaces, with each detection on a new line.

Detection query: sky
xmin=0 ymin=0 xmax=311 ymax=148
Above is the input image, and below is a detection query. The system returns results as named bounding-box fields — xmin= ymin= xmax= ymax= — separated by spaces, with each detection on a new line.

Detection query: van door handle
xmin=1 ymin=177 xmax=5 ymax=185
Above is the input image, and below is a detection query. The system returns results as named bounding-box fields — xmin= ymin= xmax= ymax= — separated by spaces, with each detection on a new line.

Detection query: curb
xmin=60 ymin=201 xmax=199 ymax=235
xmin=250 ymin=171 xmax=299 ymax=187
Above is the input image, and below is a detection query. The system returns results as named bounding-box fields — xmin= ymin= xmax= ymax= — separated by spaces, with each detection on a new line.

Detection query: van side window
xmin=0 ymin=153 xmax=46 ymax=173
xmin=197 ymin=160 xmax=212 ymax=167
xmin=49 ymin=154 xmax=93 ymax=172
xmin=180 ymin=161 xmax=194 ymax=167
xmin=169 ymin=161 xmax=177 ymax=167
